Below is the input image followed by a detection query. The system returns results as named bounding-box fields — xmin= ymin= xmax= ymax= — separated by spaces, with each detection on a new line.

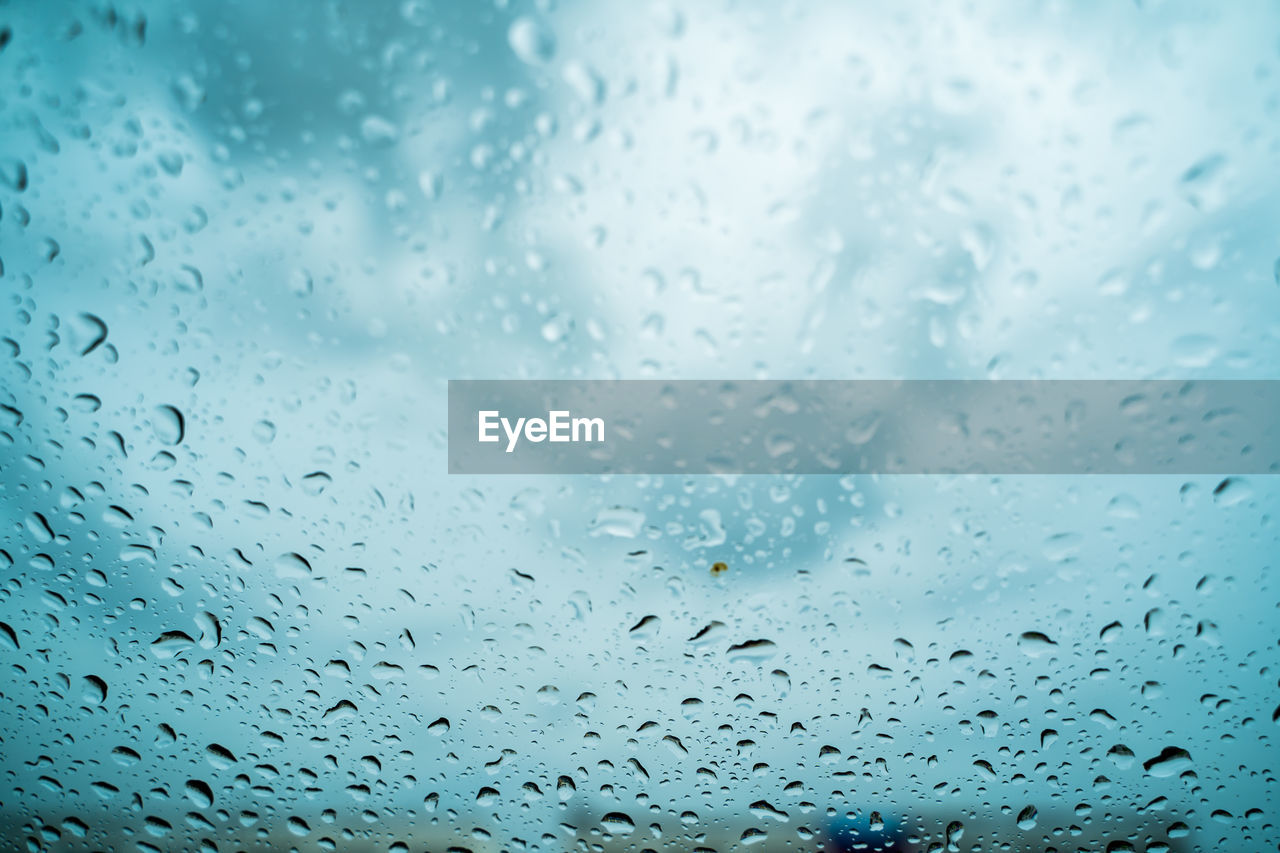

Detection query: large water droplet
xmin=508 ymin=16 xmax=555 ymax=65
xmin=153 ymin=405 xmax=185 ymax=446
xmin=1143 ymin=747 xmax=1192 ymax=777
xmin=726 ymin=639 xmax=778 ymax=663
xmin=600 ymin=812 xmax=635 ymax=836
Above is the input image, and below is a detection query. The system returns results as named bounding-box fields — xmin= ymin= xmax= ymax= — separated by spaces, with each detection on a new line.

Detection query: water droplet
xmin=274 ymin=552 xmax=313 ymax=579
xmin=562 ymin=61 xmax=605 ymax=105
xmin=69 ymin=313 xmax=108 ymax=355
xmin=1018 ymin=631 xmax=1057 ymax=658
xmin=508 ymin=16 xmax=555 ymax=65
xmin=151 ymin=630 xmax=195 ymax=659
xmin=153 ymin=405 xmax=185 ymax=446
xmin=588 ymin=506 xmax=644 ymax=538
xmin=195 ymin=611 xmax=222 ymax=649
xmin=1107 ymin=744 xmax=1135 ymax=769
xmin=185 ymin=779 xmax=213 ymax=808
xmin=1212 ymin=476 xmax=1252 ymax=507
xmin=252 ymin=419 xmax=277 ymax=443
xmin=1179 ymin=154 xmax=1229 ymax=212
xmin=629 ymin=614 xmax=661 ymax=640
xmin=1143 ymin=747 xmax=1192 ymax=777
xmin=726 ymin=639 xmax=778 ymax=663
xmin=81 ymin=675 xmax=108 ymax=705
xmin=110 ymin=746 xmax=141 ymax=767
xmin=360 ymin=115 xmax=400 ymax=146
xmin=0 ymin=157 xmax=28 ymax=191
xmin=301 ymin=470 xmax=331 ymax=495
xmin=417 ymin=170 xmax=442 ymax=200
xmin=322 ymin=700 xmax=358 ymax=721
xmin=288 ymin=269 xmax=313 ymax=297
xmin=205 ymin=743 xmax=236 ymax=769
xmin=540 ymin=312 xmax=573 ymax=343
xmin=600 ymin=812 xmax=635 ymax=836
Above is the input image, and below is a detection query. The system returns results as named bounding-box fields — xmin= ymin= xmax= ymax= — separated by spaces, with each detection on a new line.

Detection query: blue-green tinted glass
xmin=1 ymin=2 xmax=1278 ymax=851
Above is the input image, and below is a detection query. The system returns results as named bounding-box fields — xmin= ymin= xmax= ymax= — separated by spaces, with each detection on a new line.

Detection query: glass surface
xmin=1 ymin=1 xmax=1278 ymax=851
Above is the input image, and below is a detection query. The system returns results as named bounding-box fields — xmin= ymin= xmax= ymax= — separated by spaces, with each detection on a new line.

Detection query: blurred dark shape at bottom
xmin=825 ymin=811 xmax=909 ymax=853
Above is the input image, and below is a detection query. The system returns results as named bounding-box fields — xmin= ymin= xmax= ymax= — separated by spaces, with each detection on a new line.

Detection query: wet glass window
xmin=1 ymin=2 xmax=1278 ymax=851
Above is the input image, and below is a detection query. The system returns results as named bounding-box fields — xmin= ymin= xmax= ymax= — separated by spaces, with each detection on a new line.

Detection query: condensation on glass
xmin=0 ymin=2 xmax=1277 ymax=851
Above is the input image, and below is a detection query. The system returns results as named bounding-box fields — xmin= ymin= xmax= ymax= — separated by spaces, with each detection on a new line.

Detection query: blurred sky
xmin=1 ymin=0 xmax=1278 ymax=849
